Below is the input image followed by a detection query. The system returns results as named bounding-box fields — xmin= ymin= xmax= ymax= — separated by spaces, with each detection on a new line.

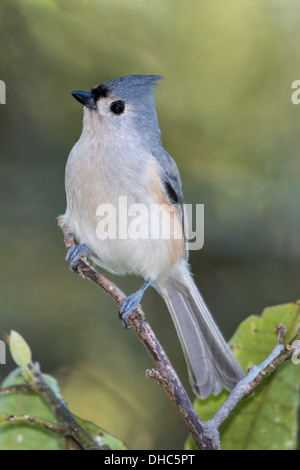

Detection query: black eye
xmin=110 ymin=100 xmax=125 ymax=115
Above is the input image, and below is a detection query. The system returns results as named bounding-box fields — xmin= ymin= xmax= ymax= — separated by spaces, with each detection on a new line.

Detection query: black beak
xmin=71 ymin=91 xmax=97 ymax=110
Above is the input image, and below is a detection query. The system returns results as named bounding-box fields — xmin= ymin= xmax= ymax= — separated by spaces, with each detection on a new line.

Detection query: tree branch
xmin=209 ymin=325 xmax=300 ymax=431
xmin=1 ymin=333 xmax=102 ymax=451
xmin=58 ymin=217 xmax=300 ymax=450
xmin=0 ymin=384 xmax=34 ymax=396
xmin=25 ymin=361 xmax=103 ymax=450
xmin=58 ymin=217 xmax=215 ymax=450
xmin=0 ymin=413 xmax=70 ymax=436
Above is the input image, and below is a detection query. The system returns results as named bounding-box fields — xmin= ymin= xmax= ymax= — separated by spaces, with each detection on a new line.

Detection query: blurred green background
xmin=0 ymin=0 xmax=299 ymax=449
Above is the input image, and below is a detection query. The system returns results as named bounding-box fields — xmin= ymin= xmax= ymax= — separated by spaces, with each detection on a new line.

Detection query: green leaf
xmin=0 ymin=368 xmax=65 ymax=450
xmin=186 ymin=300 xmax=300 ymax=450
xmin=74 ymin=416 xmax=128 ymax=450
xmin=0 ymin=368 xmax=127 ymax=450
xmin=9 ymin=331 xmax=32 ymax=368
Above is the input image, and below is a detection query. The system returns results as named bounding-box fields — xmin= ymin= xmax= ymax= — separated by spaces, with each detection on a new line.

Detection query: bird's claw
xmin=66 ymin=243 xmax=91 ymax=271
xmin=119 ymin=291 xmax=143 ymax=329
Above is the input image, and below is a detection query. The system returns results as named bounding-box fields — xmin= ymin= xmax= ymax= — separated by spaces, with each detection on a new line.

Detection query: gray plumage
xmin=63 ymin=74 xmax=244 ymax=399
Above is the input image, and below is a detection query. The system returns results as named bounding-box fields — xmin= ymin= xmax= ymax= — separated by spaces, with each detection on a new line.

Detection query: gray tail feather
xmin=155 ymin=265 xmax=244 ymax=399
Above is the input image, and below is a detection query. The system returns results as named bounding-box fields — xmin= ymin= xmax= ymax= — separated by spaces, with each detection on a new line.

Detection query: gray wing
xmin=152 ymin=147 xmax=187 ymax=257
xmin=152 ymin=148 xmax=184 ymax=206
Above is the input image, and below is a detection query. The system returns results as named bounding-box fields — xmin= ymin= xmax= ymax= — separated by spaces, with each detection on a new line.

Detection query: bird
xmin=62 ymin=74 xmax=244 ymax=399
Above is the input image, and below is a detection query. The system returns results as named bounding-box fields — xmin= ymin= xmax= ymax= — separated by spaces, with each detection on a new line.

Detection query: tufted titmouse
xmin=62 ymin=75 xmax=244 ymax=398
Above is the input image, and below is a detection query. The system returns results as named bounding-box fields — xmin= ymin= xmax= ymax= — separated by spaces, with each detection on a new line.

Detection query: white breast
xmin=63 ymin=122 xmax=184 ymax=281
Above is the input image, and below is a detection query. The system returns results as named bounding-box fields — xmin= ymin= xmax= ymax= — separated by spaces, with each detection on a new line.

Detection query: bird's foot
xmin=119 ymin=291 xmax=144 ymax=329
xmin=66 ymin=243 xmax=91 ymax=271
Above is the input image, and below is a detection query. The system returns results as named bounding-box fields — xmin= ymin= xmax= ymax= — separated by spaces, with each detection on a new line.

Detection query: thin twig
xmin=25 ymin=361 xmax=102 ymax=450
xmin=2 ymin=331 xmax=102 ymax=450
xmin=0 ymin=384 xmax=34 ymax=396
xmin=0 ymin=414 xmax=70 ymax=435
xmin=209 ymin=327 xmax=300 ymax=432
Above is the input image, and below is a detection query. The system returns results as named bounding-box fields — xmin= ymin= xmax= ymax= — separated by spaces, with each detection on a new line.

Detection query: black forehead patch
xmin=91 ymin=83 xmax=110 ymax=99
